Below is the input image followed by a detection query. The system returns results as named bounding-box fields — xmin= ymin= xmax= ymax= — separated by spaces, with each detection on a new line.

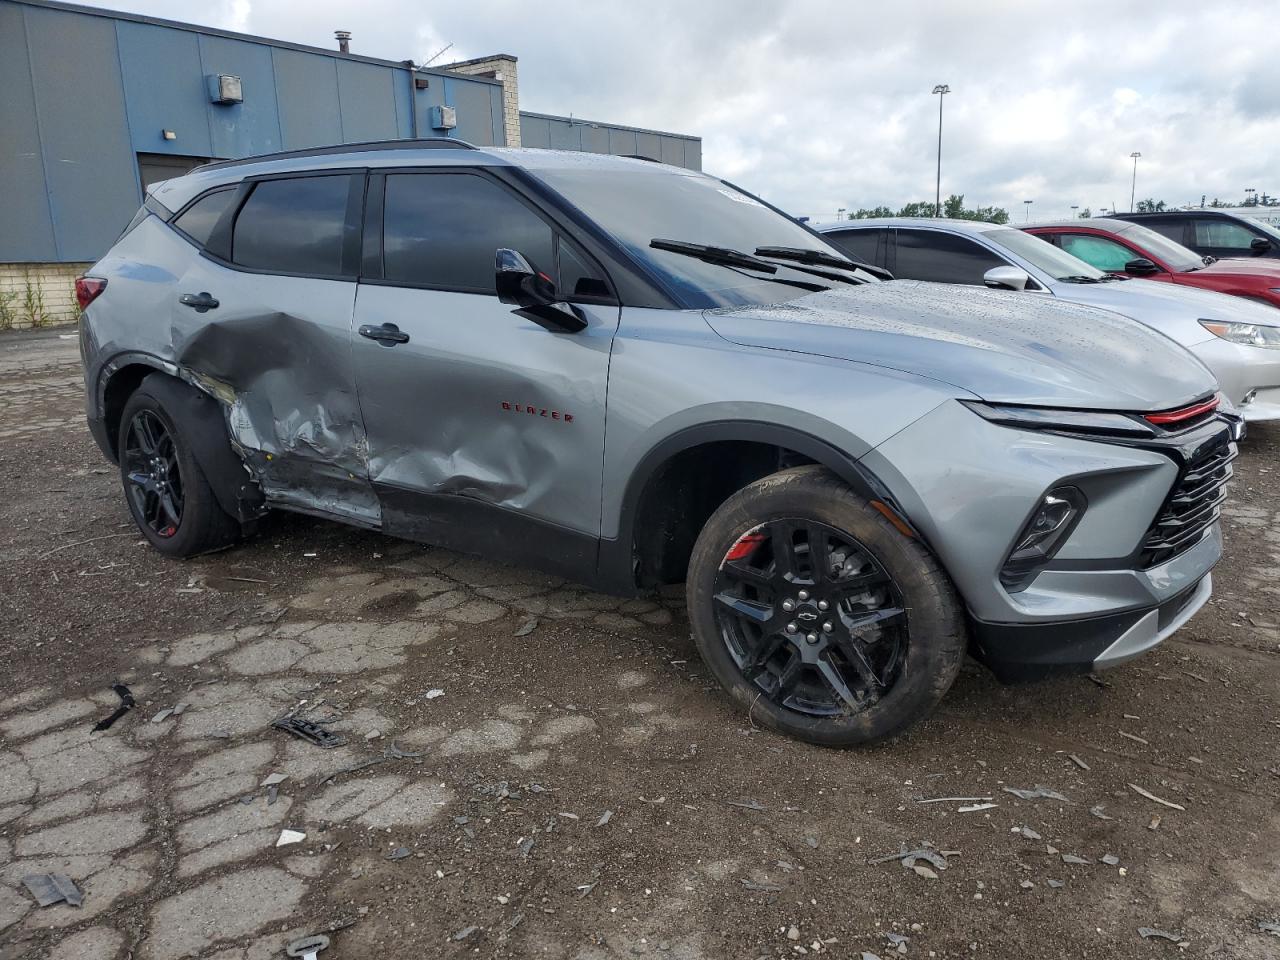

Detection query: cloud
xmin=77 ymin=0 xmax=1280 ymax=217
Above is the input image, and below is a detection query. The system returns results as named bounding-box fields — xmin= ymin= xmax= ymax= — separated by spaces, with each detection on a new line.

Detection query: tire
xmin=686 ymin=465 xmax=965 ymax=747
xmin=117 ymin=379 xmax=242 ymax=558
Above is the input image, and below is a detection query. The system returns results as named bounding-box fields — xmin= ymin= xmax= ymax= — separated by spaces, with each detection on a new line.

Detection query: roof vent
xmin=334 ymin=30 xmax=351 ymax=54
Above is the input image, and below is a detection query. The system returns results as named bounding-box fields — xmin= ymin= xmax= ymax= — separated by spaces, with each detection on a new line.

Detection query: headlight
xmin=1001 ymin=486 xmax=1088 ymax=591
xmin=1199 ymin=319 xmax=1280 ymax=348
xmin=960 ymin=400 xmax=1155 ymax=437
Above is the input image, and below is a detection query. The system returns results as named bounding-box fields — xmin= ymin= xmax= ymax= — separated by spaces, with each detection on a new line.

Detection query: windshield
xmin=1241 ymin=215 xmax=1280 ymax=242
xmin=1113 ymin=222 xmax=1204 ymax=272
xmin=984 ymin=227 xmax=1109 ymax=281
xmin=529 ymin=166 xmax=874 ymax=307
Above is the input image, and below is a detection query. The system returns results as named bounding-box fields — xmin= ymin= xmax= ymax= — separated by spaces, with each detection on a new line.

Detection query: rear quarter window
xmin=171 ymin=188 xmax=237 ymax=247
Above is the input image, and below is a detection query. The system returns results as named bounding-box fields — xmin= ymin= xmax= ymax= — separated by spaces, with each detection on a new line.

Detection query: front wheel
xmin=686 ymin=465 xmax=966 ymax=747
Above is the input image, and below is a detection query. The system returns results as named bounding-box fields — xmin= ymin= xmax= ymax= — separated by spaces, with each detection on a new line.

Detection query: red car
xmin=1024 ymin=218 xmax=1280 ymax=310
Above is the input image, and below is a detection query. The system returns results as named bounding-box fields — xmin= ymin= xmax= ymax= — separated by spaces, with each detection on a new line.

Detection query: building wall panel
xmin=272 ymin=47 xmax=343 ymax=149
xmin=24 ymin=5 xmax=138 ymax=260
xmin=198 ymin=34 xmax=283 ymax=158
xmin=336 ymin=59 xmax=400 ymax=143
xmin=0 ymin=3 xmax=56 ymax=261
xmin=116 ymin=20 xmax=213 ymax=159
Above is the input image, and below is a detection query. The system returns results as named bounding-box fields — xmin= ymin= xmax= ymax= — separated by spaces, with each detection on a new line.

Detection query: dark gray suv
xmin=78 ymin=140 xmax=1236 ymax=746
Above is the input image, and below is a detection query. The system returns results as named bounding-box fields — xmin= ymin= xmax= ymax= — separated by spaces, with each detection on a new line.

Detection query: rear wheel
xmin=687 ymin=466 xmax=965 ymax=746
xmin=118 ymin=383 xmax=241 ymax=557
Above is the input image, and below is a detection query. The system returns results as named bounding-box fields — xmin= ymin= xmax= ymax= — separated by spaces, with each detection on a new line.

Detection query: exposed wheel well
xmin=101 ymin=363 xmax=163 ymax=460
xmin=632 ymin=441 xmax=817 ymax=587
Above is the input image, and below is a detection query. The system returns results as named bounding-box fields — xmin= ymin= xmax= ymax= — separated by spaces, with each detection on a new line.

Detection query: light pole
xmin=1070 ymin=204 xmax=1079 ymax=218
xmin=1129 ymin=152 xmax=1141 ymax=212
xmin=837 ymin=207 xmax=846 ymax=221
xmin=932 ymin=84 xmax=950 ymax=217
xmin=1245 ymin=188 xmax=1256 ymax=206
xmin=1023 ymin=199 xmax=1033 ymax=222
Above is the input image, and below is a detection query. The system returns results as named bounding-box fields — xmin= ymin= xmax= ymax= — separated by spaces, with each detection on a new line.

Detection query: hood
xmin=1050 ymin=275 xmax=1280 ymax=340
xmin=703 ymin=281 xmax=1217 ymax=411
xmin=1199 ymin=257 xmax=1280 ymax=281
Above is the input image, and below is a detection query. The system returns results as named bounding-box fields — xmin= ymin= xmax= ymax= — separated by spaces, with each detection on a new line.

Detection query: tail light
xmin=75 ymin=277 xmax=107 ymax=311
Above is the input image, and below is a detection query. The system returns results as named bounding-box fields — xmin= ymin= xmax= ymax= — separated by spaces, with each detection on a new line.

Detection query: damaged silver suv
xmin=80 ymin=140 xmax=1237 ymax=746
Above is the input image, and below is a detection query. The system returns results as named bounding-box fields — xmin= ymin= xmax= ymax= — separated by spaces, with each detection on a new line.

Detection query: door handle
xmin=359 ymin=323 xmax=410 ymax=345
xmin=179 ymin=292 xmax=219 ymax=312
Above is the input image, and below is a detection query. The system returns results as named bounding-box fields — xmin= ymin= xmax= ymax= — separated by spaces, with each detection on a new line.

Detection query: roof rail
xmin=196 ymin=137 xmax=477 ymax=172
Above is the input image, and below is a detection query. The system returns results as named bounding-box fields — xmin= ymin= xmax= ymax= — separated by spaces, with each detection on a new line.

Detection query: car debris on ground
xmin=1138 ymin=927 xmax=1189 ymax=945
xmin=1128 ymin=783 xmax=1186 ymax=810
xmin=276 ymin=829 xmax=306 ymax=847
xmin=272 ymin=716 xmax=347 ymax=748
xmin=22 ymin=874 xmax=84 ymax=908
xmin=90 ymin=683 xmax=135 ymax=732
xmin=1002 ymin=785 xmax=1070 ymax=802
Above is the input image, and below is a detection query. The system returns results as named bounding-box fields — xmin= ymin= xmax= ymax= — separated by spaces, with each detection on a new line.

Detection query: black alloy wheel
xmin=712 ymin=518 xmax=908 ymax=717
xmin=123 ymin=409 xmax=185 ymax=538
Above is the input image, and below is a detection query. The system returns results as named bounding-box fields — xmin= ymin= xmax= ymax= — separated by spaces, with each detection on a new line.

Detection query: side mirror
xmin=495 ymin=248 xmax=587 ymax=333
xmin=1124 ymin=257 xmax=1160 ymax=276
xmin=1250 ymin=236 xmax=1272 ymax=255
xmin=983 ymin=265 xmax=1031 ymax=291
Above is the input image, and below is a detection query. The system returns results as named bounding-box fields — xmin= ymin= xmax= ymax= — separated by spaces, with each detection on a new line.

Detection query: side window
xmin=1140 ymin=217 xmax=1188 ymax=244
xmin=1195 ymin=220 xmax=1257 ymax=251
xmin=1057 ymin=233 xmax=1137 ymax=272
xmin=893 ymin=229 xmax=1004 ymax=284
xmin=383 ymin=173 xmax=556 ymax=293
xmin=824 ymin=228 xmax=883 ymax=267
xmin=232 ymin=176 xmax=353 ymax=276
xmin=557 ymin=238 xmax=611 ymax=300
xmin=172 ymin=188 xmax=237 ymax=247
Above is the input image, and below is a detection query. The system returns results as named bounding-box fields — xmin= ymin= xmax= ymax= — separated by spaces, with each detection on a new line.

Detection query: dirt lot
xmin=1 ymin=327 xmax=1278 ymax=960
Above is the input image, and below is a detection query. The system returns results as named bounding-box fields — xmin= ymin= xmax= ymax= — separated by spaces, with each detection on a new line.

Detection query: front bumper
xmin=969 ymin=572 xmax=1212 ymax=682
xmin=1190 ymin=337 xmax=1280 ymax=422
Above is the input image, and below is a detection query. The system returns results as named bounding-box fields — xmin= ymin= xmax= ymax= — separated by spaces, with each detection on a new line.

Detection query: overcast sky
xmin=77 ymin=0 xmax=1280 ymax=221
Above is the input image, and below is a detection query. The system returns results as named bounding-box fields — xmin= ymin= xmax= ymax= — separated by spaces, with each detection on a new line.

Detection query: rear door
xmin=1192 ymin=217 xmax=1272 ymax=260
xmin=822 ymin=227 xmax=888 ymax=272
xmin=168 ymin=171 xmax=378 ymax=524
xmin=350 ymin=168 xmax=620 ymax=569
xmin=890 ymin=228 xmax=1007 ymax=284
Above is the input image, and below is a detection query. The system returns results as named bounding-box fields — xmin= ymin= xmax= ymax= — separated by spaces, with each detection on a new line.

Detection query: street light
xmin=837 ymin=207 xmax=846 ymax=221
xmin=1023 ymin=199 xmax=1033 ymax=222
xmin=1070 ymin=204 xmax=1079 ymax=218
xmin=932 ymin=84 xmax=950 ymax=218
xmin=1129 ymin=152 xmax=1142 ymax=212
xmin=1245 ymin=188 xmax=1256 ymax=206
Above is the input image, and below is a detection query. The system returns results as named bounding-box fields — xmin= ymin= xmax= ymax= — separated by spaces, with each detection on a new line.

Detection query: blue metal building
xmin=0 ymin=0 xmax=700 ymax=271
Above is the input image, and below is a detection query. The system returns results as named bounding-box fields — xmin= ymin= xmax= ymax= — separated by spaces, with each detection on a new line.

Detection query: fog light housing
xmin=1000 ymin=486 xmax=1087 ymax=592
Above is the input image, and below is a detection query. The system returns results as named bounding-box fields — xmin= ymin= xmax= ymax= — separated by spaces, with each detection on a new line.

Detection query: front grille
xmin=1139 ymin=441 xmax=1236 ymax=567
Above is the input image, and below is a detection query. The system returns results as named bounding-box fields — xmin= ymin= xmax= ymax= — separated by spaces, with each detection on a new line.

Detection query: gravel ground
xmin=1 ymin=327 xmax=1278 ymax=960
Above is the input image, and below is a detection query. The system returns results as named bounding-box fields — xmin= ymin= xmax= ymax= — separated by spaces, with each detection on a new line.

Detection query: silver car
xmin=815 ymin=217 xmax=1280 ymax=422
xmin=79 ymin=142 xmax=1235 ymax=746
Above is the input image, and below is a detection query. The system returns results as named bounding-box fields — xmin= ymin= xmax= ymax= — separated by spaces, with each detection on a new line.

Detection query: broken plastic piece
xmin=1089 ymin=804 xmax=1115 ymax=821
xmin=272 ymin=716 xmax=347 ymax=748
xmin=1002 ymin=785 xmax=1070 ymax=802
xmin=514 ymin=617 xmax=539 ymax=637
xmin=1046 ymin=879 xmax=1064 ymax=888
xmin=276 ymin=829 xmax=306 ymax=847
xmin=261 ymin=772 xmax=288 ymax=787
xmin=958 ymin=802 xmax=997 ymax=813
xmin=1061 ymin=853 xmax=1091 ymax=865
xmin=1258 ymin=921 xmax=1280 ymax=937
xmin=1101 ymin=854 xmax=1120 ymax=866
xmin=22 ymin=874 xmax=83 ymax=907
xmin=386 ymin=846 xmax=411 ymax=860
xmin=596 ymin=810 xmax=613 ymax=826
xmin=1128 ymin=783 xmax=1185 ymax=810
xmin=90 ymin=684 xmax=135 ymax=732
xmin=452 ymin=926 xmax=478 ymax=942
xmin=1138 ymin=927 xmax=1186 ymax=943
xmin=1014 ymin=825 xmax=1042 ymax=840
xmin=285 ymin=934 xmax=330 ymax=958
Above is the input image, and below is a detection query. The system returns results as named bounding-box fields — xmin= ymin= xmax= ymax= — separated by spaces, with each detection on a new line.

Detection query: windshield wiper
xmin=753 ymin=245 xmax=888 ymax=283
xmin=1058 ymin=275 xmax=1104 ymax=283
xmin=650 ymin=238 xmax=829 ymax=293
xmin=650 ymin=239 xmax=777 ymax=273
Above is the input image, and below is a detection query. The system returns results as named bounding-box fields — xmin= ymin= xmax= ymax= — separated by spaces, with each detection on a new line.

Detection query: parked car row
xmin=77 ymin=140 xmax=1247 ymax=747
xmin=816 ymin=218 xmax=1280 ymax=422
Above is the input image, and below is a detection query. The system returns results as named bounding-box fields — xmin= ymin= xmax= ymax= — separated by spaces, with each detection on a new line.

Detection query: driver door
xmin=350 ymin=169 xmax=620 ymax=574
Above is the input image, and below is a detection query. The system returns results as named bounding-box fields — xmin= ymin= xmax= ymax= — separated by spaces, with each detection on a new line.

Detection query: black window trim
xmin=192 ymin=168 xmax=368 ymax=283
xmin=360 ymin=165 xmax=620 ymax=306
